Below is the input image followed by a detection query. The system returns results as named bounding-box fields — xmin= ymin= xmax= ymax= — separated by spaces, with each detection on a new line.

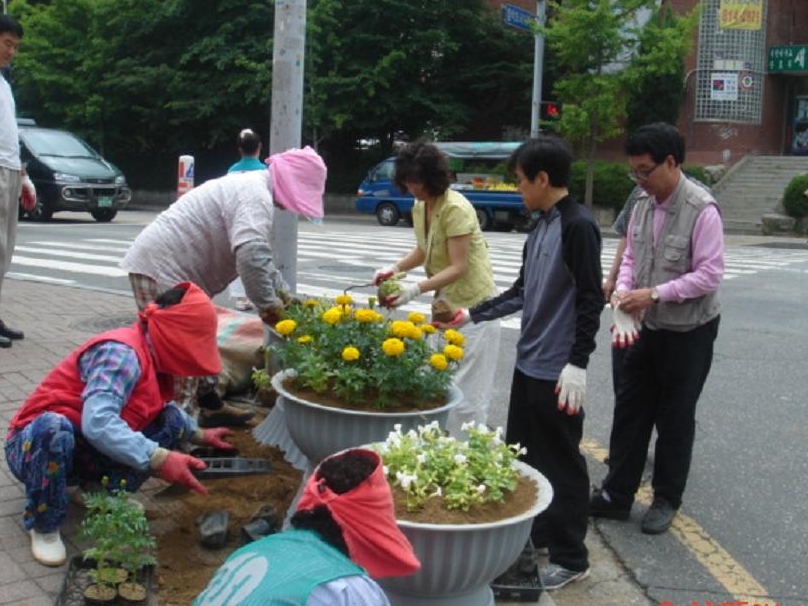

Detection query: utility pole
xmin=269 ymin=0 xmax=306 ymax=290
xmin=530 ymin=1 xmax=547 ymax=138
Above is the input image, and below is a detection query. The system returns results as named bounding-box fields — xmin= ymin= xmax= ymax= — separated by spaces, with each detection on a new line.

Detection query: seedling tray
xmin=195 ymin=457 xmax=273 ymax=478
xmin=490 ymin=564 xmax=542 ymax=602
xmin=55 ymin=556 xmax=156 ymax=606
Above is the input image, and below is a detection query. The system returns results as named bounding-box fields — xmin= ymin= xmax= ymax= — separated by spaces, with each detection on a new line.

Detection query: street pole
xmin=530 ymin=1 xmax=546 ymax=138
xmin=269 ymin=0 xmax=306 ymax=291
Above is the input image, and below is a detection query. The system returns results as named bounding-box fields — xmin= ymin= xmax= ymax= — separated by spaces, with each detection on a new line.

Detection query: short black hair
xmin=507 ymin=136 xmax=572 ymax=187
xmin=237 ymin=129 xmax=261 ymax=155
xmin=624 ymin=122 xmax=685 ymax=165
xmin=394 ymin=141 xmax=451 ymax=197
xmin=0 ymin=15 xmax=23 ymax=38
xmin=154 ymin=286 xmax=187 ymax=309
xmin=290 ymin=450 xmax=378 ymax=555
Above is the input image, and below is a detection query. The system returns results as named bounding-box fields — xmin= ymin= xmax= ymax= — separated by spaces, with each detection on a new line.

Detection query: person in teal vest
xmin=193 ymin=448 xmax=421 ymax=606
xmin=4 ymin=283 xmax=234 ymax=567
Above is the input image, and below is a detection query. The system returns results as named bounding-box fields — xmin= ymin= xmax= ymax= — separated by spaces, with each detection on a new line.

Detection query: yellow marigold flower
xmin=409 ymin=326 xmax=423 ymax=340
xmin=444 ymin=344 xmax=464 ymax=361
xmin=430 ymin=353 xmax=448 ymax=371
xmin=444 ymin=329 xmax=466 ymax=346
xmin=335 ymin=294 xmax=353 ymax=306
xmin=275 ymin=319 xmax=297 ymax=336
xmin=391 ymin=320 xmax=417 ymax=339
xmin=407 ymin=311 xmax=426 ymax=325
xmin=355 ymin=308 xmax=378 ymax=323
xmin=305 ymin=298 xmax=319 ymax=307
xmin=421 ymin=324 xmax=437 ymax=335
xmin=322 ymin=307 xmax=343 ymax=325
xmin=297 ymin=335 xmax=313 ymax=344
xmin=382 ymin=338 xmax=405 ymax=357
xmin=342 ymin=346 xmax=360 ymax=362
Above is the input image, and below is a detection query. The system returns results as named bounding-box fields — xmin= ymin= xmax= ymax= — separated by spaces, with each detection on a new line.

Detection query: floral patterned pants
xmin=4 ymin=406 xmax=186 ymax=533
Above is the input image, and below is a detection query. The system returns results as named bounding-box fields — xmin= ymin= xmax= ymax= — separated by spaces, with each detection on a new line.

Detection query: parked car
xmin=17 ymin=120 xmax=131 ymax=222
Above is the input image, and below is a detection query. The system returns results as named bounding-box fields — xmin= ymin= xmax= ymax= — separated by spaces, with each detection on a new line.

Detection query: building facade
xmin=670 ymin=0 xmax=808 ymax=165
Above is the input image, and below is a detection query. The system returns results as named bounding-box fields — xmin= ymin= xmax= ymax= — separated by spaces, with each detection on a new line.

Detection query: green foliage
xmin=682 ymin=165 xmax=710 ymax=187
xmin=569 ymin=160 xmax=636 ymax=211
xmin=624 ymin=4 xmax=699 ymax=131
xmin=270 ymin=296 xmax=463 ymax=408
xmin=373 ymin=422 xmax=526 ymax=512
xmin=782 ymin=173 xmax=808 ymax=218
xmin=79 ymin=478 xmax=157 ymax=587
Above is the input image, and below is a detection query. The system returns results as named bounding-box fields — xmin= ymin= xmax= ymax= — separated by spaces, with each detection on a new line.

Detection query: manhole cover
xmin=318 ymin=263 xmax=373 ymax=274
xmin=74 ymin=314 xmax=137 ymax=332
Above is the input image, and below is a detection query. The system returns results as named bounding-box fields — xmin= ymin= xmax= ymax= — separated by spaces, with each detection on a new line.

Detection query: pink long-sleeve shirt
xmin=616 ymin=180 xmax=724 ymax=303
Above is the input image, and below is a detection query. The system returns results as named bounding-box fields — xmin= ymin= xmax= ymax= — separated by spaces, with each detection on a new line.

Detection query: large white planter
xmin=381 ymin=462 xmax=553 ymax=606
xmin=271 ymin=369 xmax=461 ymax=464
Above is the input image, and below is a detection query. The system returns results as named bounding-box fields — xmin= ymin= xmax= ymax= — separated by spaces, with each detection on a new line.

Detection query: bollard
xmin=177 ymin=154 xmax=195 ymax=199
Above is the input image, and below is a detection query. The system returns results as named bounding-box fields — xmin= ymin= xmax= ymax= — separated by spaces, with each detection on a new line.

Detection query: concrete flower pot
xmin=381 ymin=462 xmax=553 ymax=606
xmin=271 ymin=369 xmax=461 ymax=465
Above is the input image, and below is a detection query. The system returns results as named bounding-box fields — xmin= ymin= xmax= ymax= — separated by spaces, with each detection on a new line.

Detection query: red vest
xmin=9 ymin=325 xmax=173 ymax=432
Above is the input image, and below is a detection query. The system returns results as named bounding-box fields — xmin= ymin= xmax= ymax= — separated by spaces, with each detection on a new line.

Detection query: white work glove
xmin=20 ymin=174 xmax=37 ymax=212
xmin=432 ymin=308 xmax=470 ymax=329
xmin=385 ymin=283 xmax=420 ymax=308
xmin=611 ymin=306 xmax=640 ymax=349
xmin=372 ymin=263 xmax=400 ymax=286
xmin=555 ymin=363 xmax=586 ymax=415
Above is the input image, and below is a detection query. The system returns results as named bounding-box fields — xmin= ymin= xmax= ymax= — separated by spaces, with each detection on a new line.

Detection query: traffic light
xmin=540 ymin=101 xmax=561 ymax=122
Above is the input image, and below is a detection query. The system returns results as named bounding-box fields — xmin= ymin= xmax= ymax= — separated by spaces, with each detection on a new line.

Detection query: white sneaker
xmin=30 ymin=529 xmax=67 ymax=566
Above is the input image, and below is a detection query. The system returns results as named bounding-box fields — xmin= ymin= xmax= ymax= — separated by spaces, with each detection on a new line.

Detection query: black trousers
xmin=506 ymin=368 xmax=589 ymax=572
xmin=602 ymin=316 xmax=720 ymax=509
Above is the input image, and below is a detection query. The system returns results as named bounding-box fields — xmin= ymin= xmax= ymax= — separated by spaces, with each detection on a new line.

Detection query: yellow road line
xmin=581 ymin=438 xmax=771 ymax=601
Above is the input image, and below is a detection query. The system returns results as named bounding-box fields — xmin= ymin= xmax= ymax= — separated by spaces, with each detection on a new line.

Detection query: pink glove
xmin=151 ymin=448 xmax=208 ymax=494
xmin=20 ymin=175 xmax=37 ymax=212
xmin=372 ymin=263 xmax=400 ymax=286
xmin=431 ymin=308 xmax=470 ymax=329
xmin=200 ymin=427 xmax=234 ymax=450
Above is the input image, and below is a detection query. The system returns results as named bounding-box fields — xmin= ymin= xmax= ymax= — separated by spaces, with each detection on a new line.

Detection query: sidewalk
xmin=0 ymin=279 xmax=661 ymax=605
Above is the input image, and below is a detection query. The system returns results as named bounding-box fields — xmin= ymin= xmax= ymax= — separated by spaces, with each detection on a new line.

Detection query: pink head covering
xmin=266 ymin=146 xmax=327 ymax=220
xmin=296 ymin=448 xmax=420 ymax=579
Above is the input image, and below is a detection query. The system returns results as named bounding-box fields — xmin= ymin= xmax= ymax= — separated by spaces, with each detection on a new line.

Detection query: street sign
xmin=768 ymin=45 xmax=808 ymax=73
xmin=502 ymin=4 xmax=534 ymax=32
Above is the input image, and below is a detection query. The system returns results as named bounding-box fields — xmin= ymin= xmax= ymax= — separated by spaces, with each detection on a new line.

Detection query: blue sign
xmin=502 ymin=4 xmax=535 ymax=32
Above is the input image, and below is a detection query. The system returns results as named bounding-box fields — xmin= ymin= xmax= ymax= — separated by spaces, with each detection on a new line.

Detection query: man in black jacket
xmin=437 ymin=137 xmax=603 ymax=591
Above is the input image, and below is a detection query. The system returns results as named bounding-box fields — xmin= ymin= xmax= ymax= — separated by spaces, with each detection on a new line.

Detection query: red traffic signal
xmin=540 ymin=101 xmax=561 ymax=121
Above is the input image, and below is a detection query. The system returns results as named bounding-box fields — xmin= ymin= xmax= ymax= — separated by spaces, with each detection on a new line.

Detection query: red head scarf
xmin=296 ymin=448 xmax=420 ymax=579
xmin=138 ymin=282 xmax=222 ymax=376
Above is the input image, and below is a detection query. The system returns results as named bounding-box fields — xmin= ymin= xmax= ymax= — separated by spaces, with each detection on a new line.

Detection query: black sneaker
xmin=589 ymin=489 xmax=631 ymax=521
xmin=641 ymin=497 xmax=677 ymax=534
xmin=0 ymin=320 xmax=23 ymax=340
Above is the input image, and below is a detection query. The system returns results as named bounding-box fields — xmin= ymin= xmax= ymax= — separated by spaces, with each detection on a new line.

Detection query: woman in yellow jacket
xmin=373 ymin=141 xmax=501 ymax=436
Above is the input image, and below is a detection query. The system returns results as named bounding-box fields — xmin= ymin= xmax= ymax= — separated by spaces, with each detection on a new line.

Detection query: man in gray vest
xmin=590 ymin=122 xmax=723 ymax=535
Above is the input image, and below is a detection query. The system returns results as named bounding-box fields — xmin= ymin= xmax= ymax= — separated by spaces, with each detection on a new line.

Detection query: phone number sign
xmin=769 ymin=45 xmax=808 ymax=73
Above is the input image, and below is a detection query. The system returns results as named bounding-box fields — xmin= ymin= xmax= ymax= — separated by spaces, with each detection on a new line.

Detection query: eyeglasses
xmin=627 ymin=162 xmax=661 ymax=182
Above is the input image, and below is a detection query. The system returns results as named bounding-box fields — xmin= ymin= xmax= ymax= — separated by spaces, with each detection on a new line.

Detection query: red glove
xmin=200 ymin=427 xmax=234 ymax=450
xmin=20 ymin=175 xmax=37 ymax=212
xmin=431 ymin=308 xmax=470 ymax=329
xmin=151 ymin=448 xmax=208 ymax=494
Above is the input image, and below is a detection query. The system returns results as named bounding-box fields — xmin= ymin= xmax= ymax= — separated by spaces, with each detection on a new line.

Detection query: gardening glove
xmin=372 ymin=263 xmax=400 ymax=286
xmin=150 ymin=447 xmax=208 ymax=495
xmin=277 ymin=288 xmax=305 ymax=309
xmin=20 ymin=174 xmax=36 ymax=212
xmin=611 ymin=306 xmax=640 ymax=349
xmin=432 ymin=308 xmax=470 ymax=329
xmin=384 ymin=282 xmax=420 ymax=308
xmin=259 ymin=298 xmax=286 ymax=326
xmin=192 ymin=427 xmax=235 ymax=449
xmin=555 ymin=363 xmax=586 ymax=415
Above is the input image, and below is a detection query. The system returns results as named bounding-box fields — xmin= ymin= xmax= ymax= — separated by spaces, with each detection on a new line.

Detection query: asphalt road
xmin=10 ymin=209 xmax=808 ymax=605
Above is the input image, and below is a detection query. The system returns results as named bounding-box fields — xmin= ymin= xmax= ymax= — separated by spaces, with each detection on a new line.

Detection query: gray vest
xmin=631 ymin=176 xmax=721 ymax=332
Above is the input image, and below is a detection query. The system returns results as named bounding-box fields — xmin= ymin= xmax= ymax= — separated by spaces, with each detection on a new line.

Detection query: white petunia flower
xmin=453 ymin=453 xmax=467 ymax=464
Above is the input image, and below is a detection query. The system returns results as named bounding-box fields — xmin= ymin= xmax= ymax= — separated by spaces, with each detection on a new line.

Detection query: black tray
xmin=490 ymin=569 xmax=542 ymax=602
xmin=194 ymin=457 xmax=273 ymax=478
xmin=55 ymin=556 xmax=156 ymax=606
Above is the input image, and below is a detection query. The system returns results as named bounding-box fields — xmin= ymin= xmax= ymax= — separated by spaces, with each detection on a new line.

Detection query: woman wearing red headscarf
xmin=4 ymin=283 xmax=232 ymax=567
xmin=194 ymin=448 xmax=420 ymax=606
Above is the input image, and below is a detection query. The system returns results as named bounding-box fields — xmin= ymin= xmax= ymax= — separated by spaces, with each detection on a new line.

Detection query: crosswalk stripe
xmin=11 ymin=255 xmax=128 ymax=277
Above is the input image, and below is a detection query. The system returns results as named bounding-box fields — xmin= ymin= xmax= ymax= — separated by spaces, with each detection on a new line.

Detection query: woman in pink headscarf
xmin=120 ymin=146 xmax=327 ymax=426
xmin=194 ymin=448 xmax=420 ymax=606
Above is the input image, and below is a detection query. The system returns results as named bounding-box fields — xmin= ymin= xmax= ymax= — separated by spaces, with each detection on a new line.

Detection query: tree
xmin=540 ymin=0 xmax=697 ymax=207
